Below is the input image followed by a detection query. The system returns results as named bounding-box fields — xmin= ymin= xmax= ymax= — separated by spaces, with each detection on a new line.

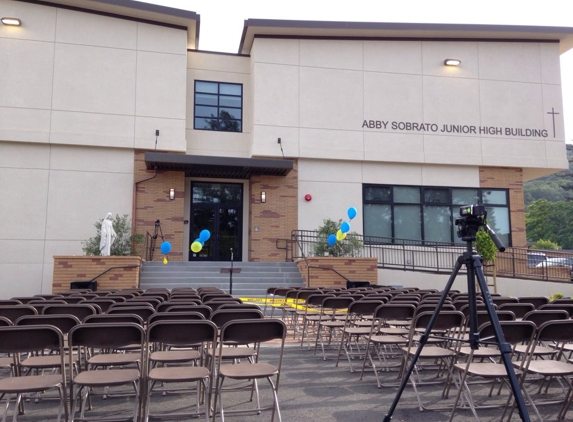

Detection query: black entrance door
xmin=189 ymin=182 xmax=242 ymax=261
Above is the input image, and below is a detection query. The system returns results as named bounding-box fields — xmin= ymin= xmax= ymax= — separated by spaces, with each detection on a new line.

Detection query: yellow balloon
xmin=191 ymin=241 xmax=202 ymax=253
xmin=163 ymin=256 xmax=168 ymax=265
xmin=336 ymin=229 xmax=346 ymax=241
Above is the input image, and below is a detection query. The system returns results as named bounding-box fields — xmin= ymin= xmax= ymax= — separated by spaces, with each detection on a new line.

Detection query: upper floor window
xmin=194 ymin=81 xmax=242 ymax=132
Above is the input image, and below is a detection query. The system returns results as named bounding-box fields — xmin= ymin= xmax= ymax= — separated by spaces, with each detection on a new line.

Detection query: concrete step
xmin=139 ymin=261 xmax=305 ymax=297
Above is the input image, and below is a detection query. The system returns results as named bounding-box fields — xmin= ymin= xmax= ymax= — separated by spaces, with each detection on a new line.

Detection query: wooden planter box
xmin=52 ymin=256 xmax=141 ymax=293
xmin=296 ymin=257 xmax=378 ymax=289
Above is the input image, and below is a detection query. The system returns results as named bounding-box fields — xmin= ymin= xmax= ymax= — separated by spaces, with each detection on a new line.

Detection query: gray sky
xmin=140 ymin=0 xmax=573 ymax=142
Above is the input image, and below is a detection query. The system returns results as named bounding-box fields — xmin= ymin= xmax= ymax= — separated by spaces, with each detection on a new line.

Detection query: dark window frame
xmin=363 ymin=184 xmax=511 ymax=246
xmin=193 ymin=80 xmax=243 ymax=132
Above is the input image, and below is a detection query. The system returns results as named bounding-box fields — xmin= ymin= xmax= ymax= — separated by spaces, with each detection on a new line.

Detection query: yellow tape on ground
xmin=239 ymin=297 xmax=347 ymax=313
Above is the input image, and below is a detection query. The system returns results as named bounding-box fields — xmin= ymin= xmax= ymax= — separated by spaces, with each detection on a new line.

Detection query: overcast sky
xmin=140 ymin=0 xmax=573 ymax=142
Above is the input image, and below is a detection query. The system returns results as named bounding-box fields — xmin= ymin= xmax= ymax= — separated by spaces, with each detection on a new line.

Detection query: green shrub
xmin=82 ymin=214 xmax=143 ymax=256
xmin=312 ymin=218 xmax=362 ymax=257
xmin=530 ymin=239 xmax=561 ymax=250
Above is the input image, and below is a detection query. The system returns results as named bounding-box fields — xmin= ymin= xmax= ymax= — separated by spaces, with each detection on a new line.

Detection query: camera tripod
xmin=383 ymin=219 xmax=531 ymax=421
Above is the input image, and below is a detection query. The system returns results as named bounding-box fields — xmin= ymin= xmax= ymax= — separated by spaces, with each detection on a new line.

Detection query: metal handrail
xmin=285 ymin=230 xmax=573 ymax=283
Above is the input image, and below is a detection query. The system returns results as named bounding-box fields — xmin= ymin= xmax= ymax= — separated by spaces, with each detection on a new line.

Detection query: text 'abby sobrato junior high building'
xmin=1 ymin=0 xmax=572 ymax=297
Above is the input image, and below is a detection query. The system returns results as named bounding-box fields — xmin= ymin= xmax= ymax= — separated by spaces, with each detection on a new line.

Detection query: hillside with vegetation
xmin=524 ymin=144 xmax=573 ymax=249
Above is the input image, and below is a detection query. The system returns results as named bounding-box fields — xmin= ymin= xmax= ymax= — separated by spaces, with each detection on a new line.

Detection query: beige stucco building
xmin=1 ymin=0 xmax=572 ymax=297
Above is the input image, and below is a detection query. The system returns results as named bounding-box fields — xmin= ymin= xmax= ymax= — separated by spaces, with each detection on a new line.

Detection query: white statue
xmin=99 ymin=212 xmax=117 ymax=256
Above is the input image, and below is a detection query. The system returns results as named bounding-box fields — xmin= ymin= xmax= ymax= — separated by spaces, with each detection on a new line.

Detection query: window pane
xmin=220 ymin=107 xmax=242 ymax=120
xmin=452 ymin=188 xmax=479 ymax=205
xmin=195 ymin=93 xmax=218 ymax=106
xmin=364 ymin=186 xmax=391 ymax=202
xmin=220 ymin=83 xmax=241 ymax=95
xmin=195 ymin=117 xmax=216 ymax=130
xmin=195 ymin=105 xmax=218 ymax=117
xmin=220 ymin=95 xmax=242 ymax=107
xmin=423 ymin=188 xmax=449 ymax=204
xmin=220 ymin=119 xmax=241 ymax=132
xmin=394 ymin=186 xmax=419 ymax=203
xmin=423 ymin=206 xmax=452 ymax=243
xmin=482 ymin=190 xmax=507 ymax=205
xmin=195 ymin=81 xmax=218 ymax=94
xmin=364 ymin=204 xmax=392 ymax=238
xmin=394 ymin=205 xmax=421 ymax=240
xmin=485 ymin=206 xmax=510 ymax=245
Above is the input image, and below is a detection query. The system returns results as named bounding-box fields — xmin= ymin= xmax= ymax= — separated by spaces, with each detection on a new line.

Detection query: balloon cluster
xmin=160 ymin=241 xmax=171 ymax=265
xmin=327 ymin=207 xmax=357 ymax=247
xmin=191 ymin=229 xmax=211 ymax=253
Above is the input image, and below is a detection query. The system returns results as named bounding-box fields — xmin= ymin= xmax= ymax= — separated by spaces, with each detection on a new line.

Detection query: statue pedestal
xmin=52 ymin=256 xmax=141 ymax=293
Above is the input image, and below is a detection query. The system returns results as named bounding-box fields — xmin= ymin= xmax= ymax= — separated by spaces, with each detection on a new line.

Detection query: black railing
xmin=287 ymin=230 xmax=573 ymax=283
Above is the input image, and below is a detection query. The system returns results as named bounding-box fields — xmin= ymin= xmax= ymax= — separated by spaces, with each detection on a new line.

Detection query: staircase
xmin=139 ymin=261 xmax=305 ymax=297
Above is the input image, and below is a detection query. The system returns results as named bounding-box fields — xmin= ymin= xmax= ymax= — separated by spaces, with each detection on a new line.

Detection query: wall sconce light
xmin=261 ymin=191 xmax=266 ymax=203
xmin=444 ymin=59 xmax=461 ymax=66
xmin=169 ymin=188 xmax=175 ymax=200
xmin=1 ymin=17 xmax=21 ymax=26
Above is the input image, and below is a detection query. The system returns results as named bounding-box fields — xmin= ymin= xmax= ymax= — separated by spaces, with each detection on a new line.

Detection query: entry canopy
xmin=145 ymin=152 xmax=293 ymax=179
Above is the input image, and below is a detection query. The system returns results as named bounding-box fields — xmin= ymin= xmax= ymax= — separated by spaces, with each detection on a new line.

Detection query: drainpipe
xmin=132 ymin=165 xmax=157 ymax=236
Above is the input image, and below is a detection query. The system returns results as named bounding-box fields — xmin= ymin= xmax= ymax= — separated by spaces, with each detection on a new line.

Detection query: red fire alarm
xmin=304 ymin=194 xmax=312 ymax=201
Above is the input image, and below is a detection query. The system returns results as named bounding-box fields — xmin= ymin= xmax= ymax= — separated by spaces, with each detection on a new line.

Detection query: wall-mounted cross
xmin=547 ymin=107 xmax=560 ymax=138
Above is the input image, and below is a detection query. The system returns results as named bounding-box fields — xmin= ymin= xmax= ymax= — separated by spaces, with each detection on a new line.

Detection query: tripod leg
xmin=382 ymin=257 xmax=464 ymax=422
xmin=471 ymin=255 xmax=531 ymax=422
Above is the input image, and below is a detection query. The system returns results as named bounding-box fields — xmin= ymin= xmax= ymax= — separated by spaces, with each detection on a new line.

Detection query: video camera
xmin=455 ymin=204 xmax=505 ymax=252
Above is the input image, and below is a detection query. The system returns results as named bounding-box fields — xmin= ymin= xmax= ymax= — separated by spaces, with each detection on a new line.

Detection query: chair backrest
xmin=83 ymin=313 xmax=144 ymax=325
xmin=535 ymin=319 xmax=573 ymax=343
xmin=83 ymin=299 xmax=116 ymax=313
xmin=107 ymin=306 xmax=155 ymax=321
xmin=10 ymin=296 xmax=41 ymax=304
xmin=0 ymin=316 xmax=12 ymax=326
xmin=321 ymin=296 xmax=354 ymax=312
xmin=201 ymin=293 xmax=234 ymax=303
xmin=147 ymin=320 xmax=217 ymax=348
xmin=15 ymin=314 xmax=81 ymax=334
xmin=0 ymin=305 xmax=38 ymax=323
xmin=217 ymin=303 xmax=262 ymax=311
xmin=157 ymin=301 xmax=199 ymax=312
xmin=210 ymin=308 xmax=264 ymax=328
xmin=497 ymin=303 xmax=536 ymax=319
xmin=303 ymin=294 xmax=334 ymax=307
xmin=220 ymin=319 xmax=286 ymax=344
xmin=478 ymin=320 xmax=537 ymax=346
xmin=475 ymin=310 xmax=516 ymax=327
xmin=522 ymin=309 xmax=570 ymax=327
xmin=60 ymin=296 xmax=87 ymax=304
xmin=148 ymin=312 xmax=205 ymax=324
xmin=34 ymin=294 xmax=64 ymax=300
xmin=346 ymin=300 xmax=385 ymax=319
xmin=537 ymin=303 xmax=573 ymax=317
xmin=373 ymin=303 xmax=417 ymax=321
xmin=165 ymin=304 xmax=212 ymax=318
xmin=42 ymin=304 xmax=98 ymax=320
xmin=491 ymin=297 xmax=519 ymax=306
xmin=204 ymin=301 xmax=242 ymax=312
xmin=411 ymin=310 xmax=465 ymax=332
xmin=69 ymin=322 xmax=144 ymax=350
xmin=0 ymin=299 xmax=22 ymax=305
xmin=126 ymin=297 xmax=162 ymax=309
xmin=0 ymin=325 xmax=64 ymax=356
xmin=518 ymin=296 xmax=549 ymax=309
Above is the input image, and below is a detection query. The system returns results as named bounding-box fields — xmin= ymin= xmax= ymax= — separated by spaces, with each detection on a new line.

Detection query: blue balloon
xmin=347 ymin=207 xmax=357 ymax=220
xmin=199 ymin=229 xmax=211 ymax=242
xmin=195 ymin=238 xmax=204 ymax=246
xmin=340 ymin=221 xmax=350 ymax=233
xmin=327 ymin=234 xmax=337 ymax=247
xmin=160 ymin=241 xmax=171 ymax=255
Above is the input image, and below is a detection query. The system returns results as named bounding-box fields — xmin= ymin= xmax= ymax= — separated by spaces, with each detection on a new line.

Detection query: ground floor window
xmin=363 ymin=184 xmax=511 ymax=246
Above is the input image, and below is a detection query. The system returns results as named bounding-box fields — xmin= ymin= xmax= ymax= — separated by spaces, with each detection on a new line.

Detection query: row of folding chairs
xmin=0 ymin=308 xmax=287 ymax=422
xmin=311 ymin=295 xmax=573 ymax=421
